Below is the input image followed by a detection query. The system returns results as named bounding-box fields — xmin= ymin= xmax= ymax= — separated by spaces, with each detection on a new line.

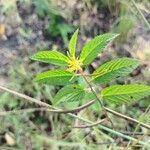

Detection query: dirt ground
xmin=0 ymin=0 xmax=150 ymax=149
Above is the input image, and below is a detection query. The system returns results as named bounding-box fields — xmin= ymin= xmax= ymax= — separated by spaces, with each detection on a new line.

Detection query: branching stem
xmin=79 ymin=69 xmax=114 ymax=129
xmin=0 ymin=85 xmax=150 ymax=130
xmin=1 ymin=85 xmax=150 ymax=148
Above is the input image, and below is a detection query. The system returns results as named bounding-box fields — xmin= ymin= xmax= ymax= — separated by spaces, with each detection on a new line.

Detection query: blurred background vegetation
xmin=0 ymin=0 xmax=150 ymax=149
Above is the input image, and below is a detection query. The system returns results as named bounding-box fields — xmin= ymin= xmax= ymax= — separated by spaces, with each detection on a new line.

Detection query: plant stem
xmin=104 ymin=107 xmax=150 ymax=130
xmin=79 ymin=70 xmax=114 ymax=129
xmin=0 ymin=85 xmax=150 ymax=130
xmin=69 ymin=114 xmax=150 ymax=148
xmin=0 ymin=100 xmax=96 ymax=115
xmin=73 ymin=119 xmax=106 ymax=128
xmin=0 ymin=85 xmax=150 ymax=147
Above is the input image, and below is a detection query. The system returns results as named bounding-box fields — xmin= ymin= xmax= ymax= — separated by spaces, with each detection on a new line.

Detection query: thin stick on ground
xmin=0 ymin=100 xmax=96 ymax=115
xmin=0 ymin=85 xmax=150 ymax=148
xmin=0 ymin=85 xmax=150 ymax=130
xmin=73 ymin=119 xmax=106 ymax=128
xmin=104 ymin=107 xmax=150 ymax=130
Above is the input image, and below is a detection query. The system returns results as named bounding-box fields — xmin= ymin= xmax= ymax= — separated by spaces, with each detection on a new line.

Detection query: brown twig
xmin=0 ymin=85 xmax=150 ymax=130
xmin=104 ymin=107 xmax=150 ymax=130
xmin=0 ymin=85 xmax=51 ymax=108
xmin=0 ymin=85 xmax=96 ymax=113
xmin=73 ymin=119 xmax=106 ymax=128
xmin=0 ymin=100 xmax=96 ymax=115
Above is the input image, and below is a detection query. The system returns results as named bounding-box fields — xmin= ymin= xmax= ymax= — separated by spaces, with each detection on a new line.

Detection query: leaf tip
xmin=30 ymin=54 xmax=36 ymax=61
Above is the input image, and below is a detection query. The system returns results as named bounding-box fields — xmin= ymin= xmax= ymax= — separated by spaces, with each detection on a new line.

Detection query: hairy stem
xmin=79 ymin=69 xmax=114 ymax=129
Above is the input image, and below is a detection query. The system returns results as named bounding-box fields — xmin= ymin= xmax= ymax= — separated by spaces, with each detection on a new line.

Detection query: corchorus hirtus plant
xmin=31 ymin=29 xmax=150 ymax=108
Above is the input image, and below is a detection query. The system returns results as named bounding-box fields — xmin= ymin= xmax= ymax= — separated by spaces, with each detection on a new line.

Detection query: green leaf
xmin=101 ymin=84 xmax=150 ymax=105
xmin=92 ymin=58 xmax=139 ymax=84
xmin=79 ymin=33 xmax=118 ymax=65
xmin=68 ymin=29 xmax=79 ymax=58
xmin=34 ymin=70 xmax=76 ymax=85
xmin=83 ymin=92 xmax=100 ymax=112
xmin=54 ymin=85 xmax=85 ymax=105
xmin=31 ymin=50 xmax=69 ymax=66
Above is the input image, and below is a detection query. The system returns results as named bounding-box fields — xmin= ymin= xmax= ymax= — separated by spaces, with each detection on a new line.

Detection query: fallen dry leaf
xmin=0 ymin=24 xmax=5 ymax=37
xmin=4 ymin=133 xmax=16 ymax=146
